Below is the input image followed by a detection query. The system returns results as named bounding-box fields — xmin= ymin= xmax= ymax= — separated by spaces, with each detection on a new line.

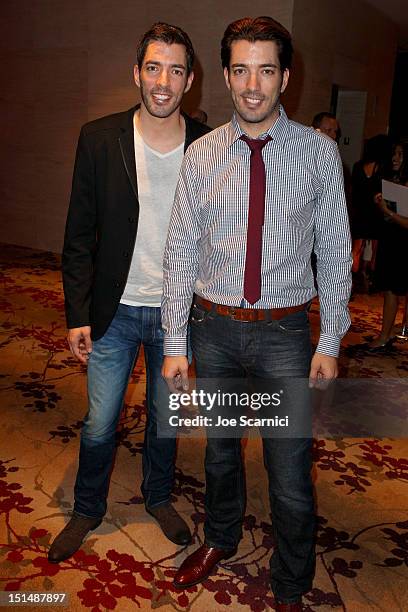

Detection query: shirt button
xmin=123 ymin=251 xmax=129 ymax=258
xmin=128 ymin=216 xmax=136 ymax=223
xmin=114 ymin=282 xmax=120 ymax=288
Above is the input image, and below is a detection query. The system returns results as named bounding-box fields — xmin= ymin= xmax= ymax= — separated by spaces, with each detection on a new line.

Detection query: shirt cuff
xmin=315 ymin=334 xmax=341 ymax=357
xmin=164 ymin=336 xmax=187 ymax=356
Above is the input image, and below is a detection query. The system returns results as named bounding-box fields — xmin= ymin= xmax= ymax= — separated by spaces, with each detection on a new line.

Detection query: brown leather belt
xmin=194 ymin=295 xmax=308 ymax=322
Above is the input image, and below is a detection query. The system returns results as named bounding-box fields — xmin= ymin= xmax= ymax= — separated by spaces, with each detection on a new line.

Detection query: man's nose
xmin=247 ymin=71 xmax=260 ymax=91
xmin=157 ymin=69 xmax=170 ymax=88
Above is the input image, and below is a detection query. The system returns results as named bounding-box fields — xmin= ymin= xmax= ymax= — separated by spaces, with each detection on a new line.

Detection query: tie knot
xmin=240 ymin=134 xmax=272 ymax=152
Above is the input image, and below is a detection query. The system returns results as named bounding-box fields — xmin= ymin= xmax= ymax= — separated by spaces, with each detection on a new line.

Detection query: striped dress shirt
xmin=162 ymin=106 xmax=352 ymax=357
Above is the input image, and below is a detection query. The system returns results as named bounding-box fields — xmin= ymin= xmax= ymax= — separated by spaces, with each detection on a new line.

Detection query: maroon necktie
xmin=240 ymin=135 xmax=272 ymax=304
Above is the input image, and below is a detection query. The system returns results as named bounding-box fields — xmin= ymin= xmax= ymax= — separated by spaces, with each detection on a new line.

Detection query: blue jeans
xmin=73 ymin=304 xmax=175 ymax=517
xmin=190 ymin=303 xmax=315 ymax=604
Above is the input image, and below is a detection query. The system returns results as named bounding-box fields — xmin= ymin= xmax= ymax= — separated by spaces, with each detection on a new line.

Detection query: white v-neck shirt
xmin=120 ymin=124 xmax=184 ymax=307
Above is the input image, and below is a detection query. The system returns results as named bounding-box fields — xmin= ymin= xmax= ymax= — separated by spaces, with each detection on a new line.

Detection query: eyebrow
xmin=145 ymin=60 xmax=186 ymax=70
xmin=230 ymin=62 xmax=280 ymax=69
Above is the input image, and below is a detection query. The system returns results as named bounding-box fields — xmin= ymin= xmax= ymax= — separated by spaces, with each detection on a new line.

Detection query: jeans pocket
xmin=190 ymin=303 xmax=210 ymax=324
xmin=277 ymin=310 xmax=309 ymax=334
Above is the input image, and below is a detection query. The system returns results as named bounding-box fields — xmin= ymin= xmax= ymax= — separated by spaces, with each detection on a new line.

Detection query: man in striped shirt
xmin=161 ymin=16 xmax=352 ymax=610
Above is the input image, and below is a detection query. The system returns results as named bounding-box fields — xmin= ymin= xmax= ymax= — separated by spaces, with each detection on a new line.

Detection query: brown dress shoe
xmin=48 ymin=513 xmax=102 ymax=563
xmin=173 ymin=544 xmax=236 ymax=588
xmin=146 ymin=502 xmax=191 ymax=545
xmin=275 ymin=601 xmax=302 ymax=611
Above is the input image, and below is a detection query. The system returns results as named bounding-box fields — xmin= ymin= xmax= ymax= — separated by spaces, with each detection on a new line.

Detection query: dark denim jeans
xmin=73 ymin=304 xmax=175 ymax=517
xmin=190 ymin=303 xmax=315 ymax=604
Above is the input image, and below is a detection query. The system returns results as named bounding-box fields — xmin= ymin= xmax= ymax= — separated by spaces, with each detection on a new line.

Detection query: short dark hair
xmin=137 ymin=22 xmax=195 ymax=76
xmin=362 ymin=134 xmax=391 ymax=165
xmin=312 ymin=112 xmax=337 ymax=129
xmin=221 ymin=16 xmax=293 ymax=72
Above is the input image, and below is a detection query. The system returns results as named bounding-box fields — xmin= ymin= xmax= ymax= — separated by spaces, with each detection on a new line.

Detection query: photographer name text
xmin=168 ymin=415 xmax=289 ymax=427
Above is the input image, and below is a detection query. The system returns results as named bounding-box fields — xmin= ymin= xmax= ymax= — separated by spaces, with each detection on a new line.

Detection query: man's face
xmin=319 ymin=117 xmax=339 ymax=141
xmin=224 ymin=40 xmax=289 ymax=136
xmin=134 ymin=41 xmax=194 ymax=118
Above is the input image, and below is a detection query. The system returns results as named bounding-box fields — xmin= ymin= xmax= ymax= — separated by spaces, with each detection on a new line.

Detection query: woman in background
xmin=351 ymin=135 xmax=391 ymax=291
xmin=368 ymin=141 xmax=408 ymax=349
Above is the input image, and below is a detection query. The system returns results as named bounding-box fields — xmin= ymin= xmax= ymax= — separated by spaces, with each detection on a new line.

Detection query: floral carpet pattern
xmin=0 ymin=243 xmax=407 ymax=611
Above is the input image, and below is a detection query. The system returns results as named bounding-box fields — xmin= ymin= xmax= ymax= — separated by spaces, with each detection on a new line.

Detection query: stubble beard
xmin=233 ymin=90 xmax=281 ymax=126
xmin=139 ymin=81 xmax=182 ymax=119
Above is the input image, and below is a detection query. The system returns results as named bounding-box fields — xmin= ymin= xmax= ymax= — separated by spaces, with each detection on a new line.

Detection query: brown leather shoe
xmin=275 ymin=601 xmax=302 ymax=611
xmin=146 ymin=502 xmax=191 ymax=545
xmin=48 ymin=513 xmax=102 ymax=563
xmin=173 ymin=544 xmax=236 ymax=588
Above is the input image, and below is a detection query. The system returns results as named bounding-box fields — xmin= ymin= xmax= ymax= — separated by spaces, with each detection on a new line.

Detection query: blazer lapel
xmin=183 ymin=111 xmax=200 ymax=152
xmin=119 ymin=106 xmax=138 ymax=198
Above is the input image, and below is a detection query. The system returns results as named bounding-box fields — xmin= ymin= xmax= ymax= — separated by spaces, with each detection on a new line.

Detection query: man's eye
xmin=146 ymin=65 xmax=158 ymax=72
xmin=233 ymin=68 xmax=245 ymax=75
xmin=262 ymin=69 xmax=275 ymax=75
xmin=173 ymin=69 xmax=184 ymax=76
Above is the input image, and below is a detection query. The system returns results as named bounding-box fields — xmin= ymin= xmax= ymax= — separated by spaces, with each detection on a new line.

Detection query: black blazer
xmin=62 ymin=105 xmax=210 ymax=340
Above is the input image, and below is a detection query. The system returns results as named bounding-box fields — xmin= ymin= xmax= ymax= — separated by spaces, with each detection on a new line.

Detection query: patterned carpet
xmin=0 ymin=243 xmax=407 ymax=611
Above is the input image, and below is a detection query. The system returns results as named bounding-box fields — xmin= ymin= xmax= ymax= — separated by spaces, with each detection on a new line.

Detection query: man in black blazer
xmin=48 ymin=22 xmax=210 ymax=563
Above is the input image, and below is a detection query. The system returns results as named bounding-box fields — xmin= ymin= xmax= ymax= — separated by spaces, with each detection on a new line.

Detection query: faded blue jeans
xmin=73 ymin=304 xmax=175 ymax=517
xmin=190 ymin=302 xmax=315 ymax=604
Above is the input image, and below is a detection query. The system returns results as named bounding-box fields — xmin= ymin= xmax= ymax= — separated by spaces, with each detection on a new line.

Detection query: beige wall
xmin=0 ymin=0 xmax=293 ymax=253
xmin=0 ymin=0 xmax=398 ymax=253
xmin=291 ymin=0 xmax=398 ymax=136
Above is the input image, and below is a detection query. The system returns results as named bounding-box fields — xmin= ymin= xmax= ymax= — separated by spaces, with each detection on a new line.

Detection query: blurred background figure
xmin=190 ymin=108 xmax=208 ymax=124
xmin=350 ymin=134 xmax=391 ymax=292
xmin=396 ymin=300 xmax=408 ymax=340
xmin=312 ymin=111 xmax=340 ymax=142
xmin=368 ymin=141 xmax=408 ymax=349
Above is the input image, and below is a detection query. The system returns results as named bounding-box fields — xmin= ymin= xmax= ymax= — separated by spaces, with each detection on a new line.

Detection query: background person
xmin=368 ymin=141 xmax=408 ymax=349
xmin=351 ymin=134 xmax=391 ymax=291
xmin=312 ymin=111 xmax=339 ymax=142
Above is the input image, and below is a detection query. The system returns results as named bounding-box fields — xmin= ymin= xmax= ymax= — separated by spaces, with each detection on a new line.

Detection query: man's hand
xmin=68 ymin=326 xmax=92 ymax=364
xmin=309 ymin=352 xmax=338 ymax=390
xmin=162 ymin=356 xmax=189 ymax=392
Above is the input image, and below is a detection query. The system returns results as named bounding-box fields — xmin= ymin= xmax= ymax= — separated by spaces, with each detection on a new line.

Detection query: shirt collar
xmin=226 ymin=104 xmax=289 ymax=148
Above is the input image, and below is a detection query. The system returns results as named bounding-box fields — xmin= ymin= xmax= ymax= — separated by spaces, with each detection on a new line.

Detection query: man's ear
xmin=223 ymin=67 xmax=231 ymax=91
xmin=280 ymin=68 xmax=289 ymax=94
xmin=184 ymin=70 xmax=194 ymax=94
xmin=134 ymin=64 xmax=140 ymax=88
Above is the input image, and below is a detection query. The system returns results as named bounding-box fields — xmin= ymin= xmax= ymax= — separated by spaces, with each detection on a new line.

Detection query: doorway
xmin=334 ymin=88 xmax=367 ymax=173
